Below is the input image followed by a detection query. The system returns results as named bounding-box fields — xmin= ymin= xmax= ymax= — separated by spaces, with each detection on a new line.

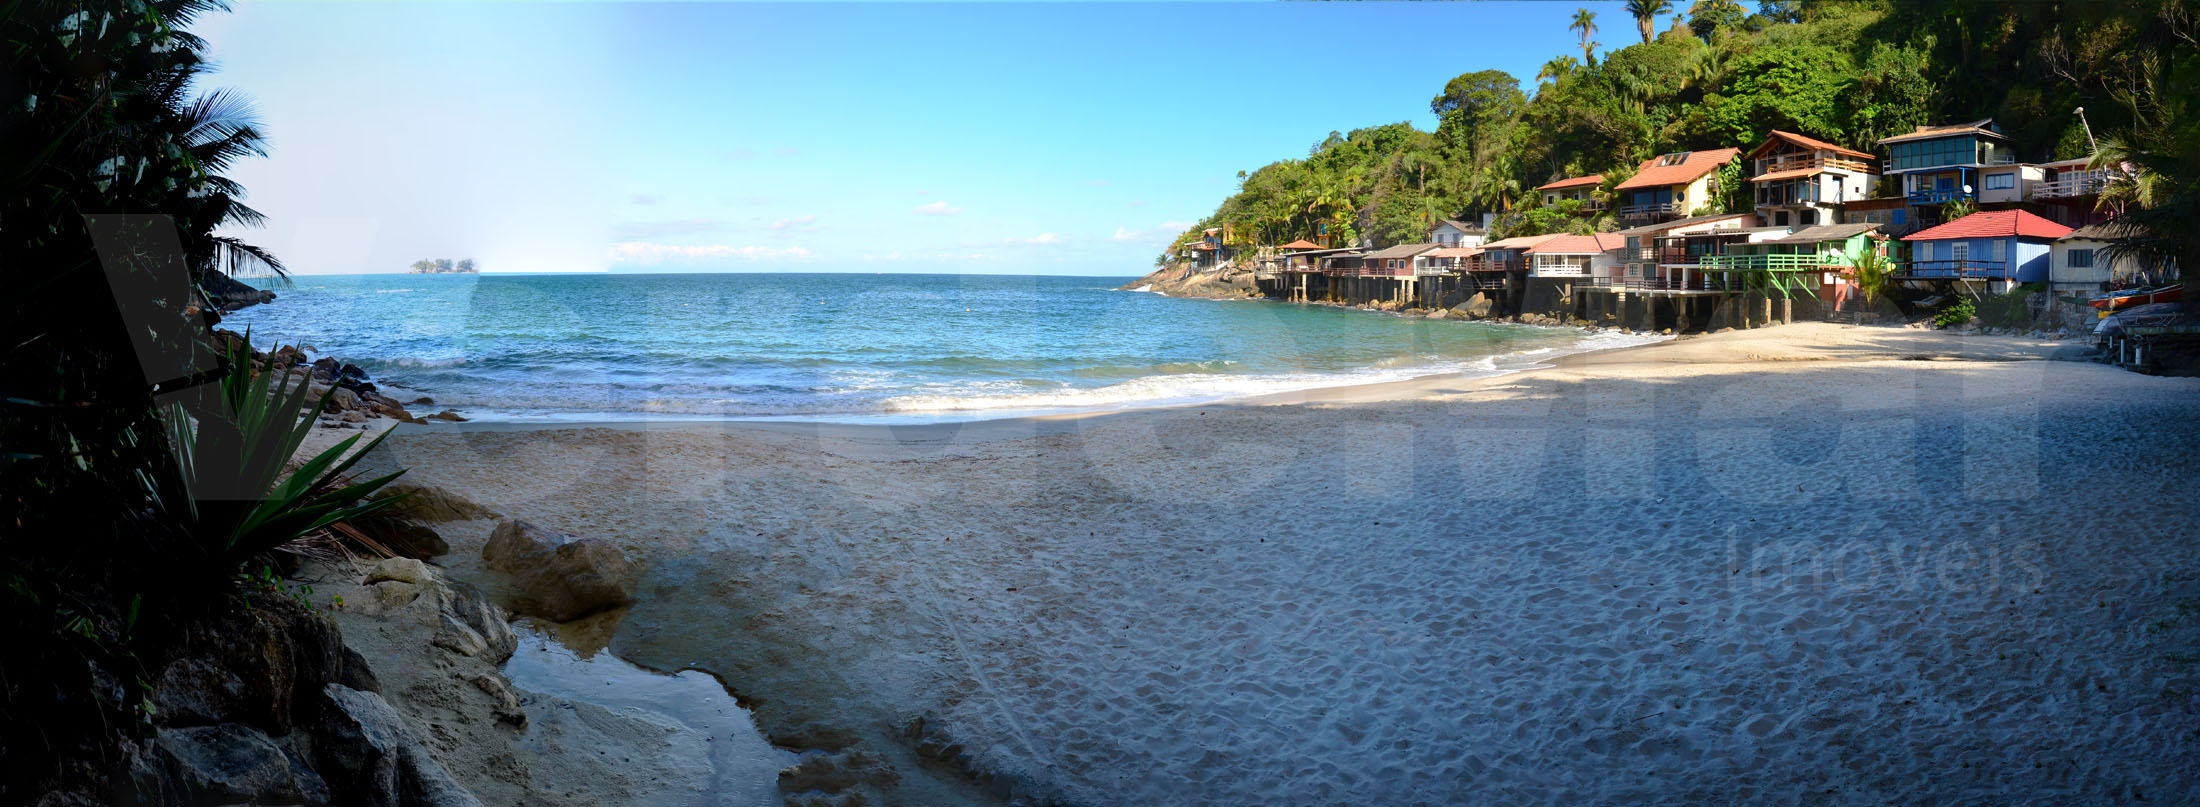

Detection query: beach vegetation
xmin=1933 ymin=297 xmax=1976 ymax=328
xmin=0 ymin=0 xmax=403 ymax=794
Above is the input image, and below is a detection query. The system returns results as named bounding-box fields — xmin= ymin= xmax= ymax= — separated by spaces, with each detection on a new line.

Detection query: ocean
xmin=228 ymin=272 xmax=1656 ymax=422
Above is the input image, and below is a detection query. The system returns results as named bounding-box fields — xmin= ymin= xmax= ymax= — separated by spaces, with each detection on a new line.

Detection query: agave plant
xmin=151 ymin=333 xmax=406 ymax=575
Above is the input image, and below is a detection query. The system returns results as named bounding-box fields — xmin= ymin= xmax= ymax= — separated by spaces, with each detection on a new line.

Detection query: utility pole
xmin=2075 ymin=106 xmax=2098 ymax=153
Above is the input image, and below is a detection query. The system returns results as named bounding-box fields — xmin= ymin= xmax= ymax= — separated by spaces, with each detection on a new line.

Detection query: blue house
xmin=1898 ymin=209 xmax=2074 ymax=291
xmin=1875 ymin=120 xmax=2019 ymax=206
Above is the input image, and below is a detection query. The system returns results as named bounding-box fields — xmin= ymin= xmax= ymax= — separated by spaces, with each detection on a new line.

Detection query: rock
xmin=148 ymin=592 xmax=343 ymax=736
xmin=340 ymin=410 xmax=369 ymax=424
xmin=1454 ymin=293 xmax=1494 ymax=319
xmin=318 ymin=684 xmax=485 ymax=807
xmin=312 ymin=357 xmax=341 ymax=380
xmin=484 ymin=519 xmax=636 ymax=622
xmin=425 ymin=409 xmax=468 ymax=422
xmin=327 ymin=386 xmax=363 ymax=412
xmin=373 ymin=483 xmax=497 ymax=522
xmin=470 ymin=673 xmax=528 ymax=728
xmin=366 ymin=558 xmax=432 ymax=586
xmin=144 ymin=722 xmax=330 ymax=805
xmin=407 ymin=396 xmax=435 ymax=406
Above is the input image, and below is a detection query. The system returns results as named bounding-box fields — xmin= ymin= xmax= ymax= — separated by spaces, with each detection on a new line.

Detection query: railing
xmin=1756 ymin=154 xmax=1870 ymax=175
xmin=1907 ymin=187 xmax=1975 ymax=205
xmin=1698 ymin=253 xmax=1846 ymax=272
xmin=1897 ymin=259 xmax=2006 ymax=279
xmin=1618 ymin=202 xmax=1684 ymax=220
xmin=1575 ymin=276 xmax=1721 ymax=292
xmin=1460 ymin=257 xmax=1518 ymax=273
xmin=2029 ymin=173 xmax=2109 ymax=200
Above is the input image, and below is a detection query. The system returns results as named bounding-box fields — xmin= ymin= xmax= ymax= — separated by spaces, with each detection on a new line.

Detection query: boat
xmin=2089 ymin=284 xmax=2184 ymax=311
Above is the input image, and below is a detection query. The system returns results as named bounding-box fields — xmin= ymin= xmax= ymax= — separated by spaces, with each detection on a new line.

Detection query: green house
xmin=1699 ymin=223 xmax=1887 ymax=302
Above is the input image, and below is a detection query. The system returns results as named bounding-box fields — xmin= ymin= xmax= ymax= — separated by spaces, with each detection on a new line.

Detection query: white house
xmin=1524 ymin=233 xmax=1625 ymax=278
xmin=2051 ymin=222 xmax=2174 ymax=293
xmin=1427 ymin=219 xmax=1488 ymax=249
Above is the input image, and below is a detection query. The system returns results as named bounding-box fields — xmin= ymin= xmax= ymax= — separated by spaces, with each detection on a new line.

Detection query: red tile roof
xmin=1278 ymin=239 xmax=1323 ymax=250
xmin=1615 ymin=148 xmax=1742 ymax=191
xmin=1536 ymin=174 xmax=1604 ymax=191
xmin=1525 ymin=233 xmax=1625 ymax=254
xmin=1426 ymin=247 xmax=1483 ymax=258
xmin=1901 ymin=209 xmax=2074 ymax=242
xmin=1747 ymin=130 xmax=1873 ymax=161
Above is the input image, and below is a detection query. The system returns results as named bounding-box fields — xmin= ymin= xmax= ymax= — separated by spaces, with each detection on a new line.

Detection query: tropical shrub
xmin=1934 ymin=297 xmax=1976 ymax=328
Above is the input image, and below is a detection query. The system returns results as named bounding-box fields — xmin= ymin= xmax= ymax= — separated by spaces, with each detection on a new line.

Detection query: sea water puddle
xmin=500 ymin=630 xmax=791 ymax=805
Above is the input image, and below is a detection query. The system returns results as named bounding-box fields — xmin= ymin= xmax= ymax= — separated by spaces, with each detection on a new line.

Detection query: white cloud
xmin=609 ymin=242 xmax=812 ymax=263
xmin=1111 ymin=221 xmax=1195 ymax=243
xmin=914 ymin=200 xmax=963 ymax=216
xmin=1129 ymin=199 xmax=1149 ymax=207
xmin=717 ymin=148 xmax=758 ymax=161
xmin=769 ymin=215 xmax=818 ymax=232
xmin=1020 ymin=233 xmax=1064 ymax=245
xmin=630 ymin=194 xmax=661 ymax=205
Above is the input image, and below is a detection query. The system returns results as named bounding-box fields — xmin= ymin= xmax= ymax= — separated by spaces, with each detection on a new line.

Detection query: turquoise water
xmin=227 ymin=273 xmax=1648 ymax=422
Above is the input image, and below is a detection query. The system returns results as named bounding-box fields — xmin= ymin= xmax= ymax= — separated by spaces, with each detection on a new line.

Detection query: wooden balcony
xmin=1896 ymin=259 xmax=2006 ymax=279
xmin=1698 ymin=253 xmax=1846 ymax=272
xmin=2029 ymin=172 xmax=2109 ymax=200
xmin=1617 ymin=201 xmax=1684 ymax=222
xmin=1906 ymin=187 xmax=1975 ymax=205
xmin=1756 ymin=154 xmax=1871 ymax=175
xmin=1575 ymin=275 xmax=1722 ymax=292
xmin=1459 ymin=257 xmax=1518 ymax=273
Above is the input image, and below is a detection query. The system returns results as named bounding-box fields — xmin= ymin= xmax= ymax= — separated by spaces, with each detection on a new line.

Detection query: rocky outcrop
xmin=483 ymin=519 xmax=636 ymax=622
xmin=124 ymin=589 xmax=479 ymax=807
xmin=201 ymin=270 xmax=277 ymax=311
xmin=313 ymin=557 xmax=535 ymax=803
xmin=317 ymin=684 xmax=485 ymax=807
xmin=213 ymin=328 xmax=444 ymax=427
xmin=1119 ymin=261 xmax=1261 ymax=299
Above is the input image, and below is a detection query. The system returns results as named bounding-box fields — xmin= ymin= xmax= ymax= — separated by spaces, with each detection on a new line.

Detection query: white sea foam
xmin=878 ymin=330 xmax=1663 ymax=416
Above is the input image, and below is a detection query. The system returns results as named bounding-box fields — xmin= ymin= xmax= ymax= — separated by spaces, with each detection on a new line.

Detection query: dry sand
xmin=365 ymin=323 xmax=2200 ymax=805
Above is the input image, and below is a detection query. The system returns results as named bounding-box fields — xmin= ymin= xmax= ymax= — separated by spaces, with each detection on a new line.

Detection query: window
xmin=1951 ymin=241 xmax=1969 ymax=263
xmin=2068 ymin=248 xmax=2095 ymax=268
xmin=1984 ymin=172 xmax=2015 ymax=190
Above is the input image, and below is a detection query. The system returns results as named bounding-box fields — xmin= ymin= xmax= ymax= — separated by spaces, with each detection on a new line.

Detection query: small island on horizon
xmin=407 ymin=258 xmax=477 ymax=274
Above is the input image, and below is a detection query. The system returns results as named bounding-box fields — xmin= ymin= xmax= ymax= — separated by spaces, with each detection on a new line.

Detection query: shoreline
xmin=380 ymin=319 xmax=2081 ymax=442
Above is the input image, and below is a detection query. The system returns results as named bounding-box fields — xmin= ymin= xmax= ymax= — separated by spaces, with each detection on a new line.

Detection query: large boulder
xmin=483 ymin=519 xmax=635 ymax=622
xmin=148 ymin=593 xmax=344 ymax=736
xmin=372 ymin=483 xmax=499 ymax=522
xmin=1452 ymin=293 xmax=1494 ymax=319
xmin=140 ymin=722 xmax=330 ymax=806
xmin=317 ymin=684 xmax=484 ymax=807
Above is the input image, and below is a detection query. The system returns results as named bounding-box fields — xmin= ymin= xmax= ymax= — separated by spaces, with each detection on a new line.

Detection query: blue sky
xmin=199 ymin=1 xmax=1680 ymax=276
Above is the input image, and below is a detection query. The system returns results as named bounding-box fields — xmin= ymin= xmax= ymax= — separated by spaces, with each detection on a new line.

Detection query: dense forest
xmin=1170 ymin=0 xmax=2197 ymax=275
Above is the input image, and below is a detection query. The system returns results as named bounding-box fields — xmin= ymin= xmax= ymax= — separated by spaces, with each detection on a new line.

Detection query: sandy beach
xmin=361 ymin=322 xmax=2200 ymax=805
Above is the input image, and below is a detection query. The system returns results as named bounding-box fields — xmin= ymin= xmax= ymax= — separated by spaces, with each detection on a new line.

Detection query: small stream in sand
xmin=500 ymin=631 xmax=793 ymax=805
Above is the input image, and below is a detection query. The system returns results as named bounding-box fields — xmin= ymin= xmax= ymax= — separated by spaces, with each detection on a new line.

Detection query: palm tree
xmin=1538 ymin=55 xmax=1579 ymax=86
xmin=2089 ymin=136 xmax=2196 ymax=284
xmin=1570 ymin=9 xmax=1598 ymax=64
xmin=1625 ymin=0 xmax=1672 ymax=44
